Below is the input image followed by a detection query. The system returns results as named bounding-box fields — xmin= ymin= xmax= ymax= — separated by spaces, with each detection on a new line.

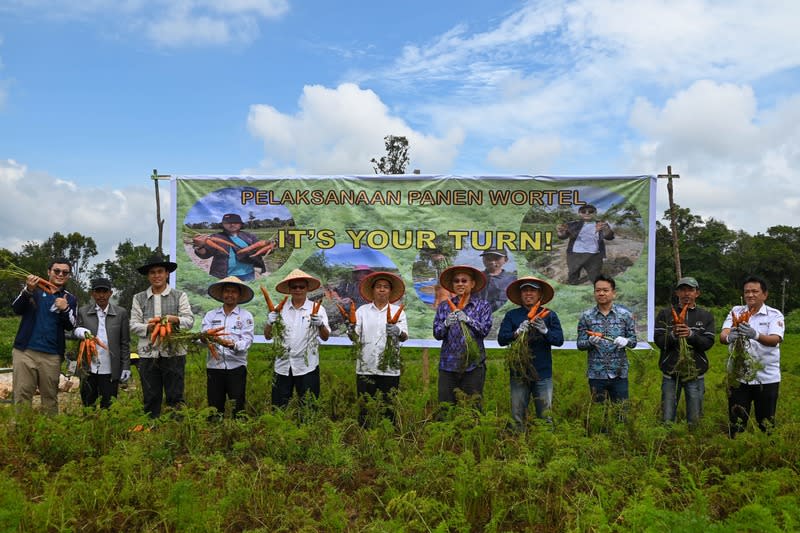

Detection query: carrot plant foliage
xmin=1 ymin=317 xmax=800 ymax=532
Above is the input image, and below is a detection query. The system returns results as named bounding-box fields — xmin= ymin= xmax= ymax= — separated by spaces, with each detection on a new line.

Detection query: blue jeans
xmin=588 ymin=377 xmax=628 ymax=403
xmin=662 ymin=375 xmax=704 ymax=424
xmin=510 ymin=376 xmax=552 ymax=428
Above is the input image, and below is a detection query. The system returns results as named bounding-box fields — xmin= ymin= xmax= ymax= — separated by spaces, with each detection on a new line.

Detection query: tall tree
xmin=17 ymin=232 xmax=97 ymax=292
xmin=371 ymin=135 xmax=410 ymax=174
xmin=89 ymin=240 xmax=156 ymax=312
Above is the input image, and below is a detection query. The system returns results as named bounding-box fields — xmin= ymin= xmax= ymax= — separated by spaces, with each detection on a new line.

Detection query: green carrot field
xmin=1 ymin=316 xmax=799 ymax=532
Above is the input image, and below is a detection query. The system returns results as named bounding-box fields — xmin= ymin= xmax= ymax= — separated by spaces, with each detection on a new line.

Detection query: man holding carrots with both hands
xmin=264 ymin=268 xmax=330 ymax=408
xmin=201 ymin=276 xmax=255 ymax=419
xmin=498 ymin=277 xmax=564 ymax=431
xmin=192 ymin=213 xmax=270 ymax=280
xmin=130 ymin=254 xmax=194 ymax=418
xmin=433 ymin=265 xmax=493 ymax=409
xmin=654 ymin=277 xmax=715 ymax=426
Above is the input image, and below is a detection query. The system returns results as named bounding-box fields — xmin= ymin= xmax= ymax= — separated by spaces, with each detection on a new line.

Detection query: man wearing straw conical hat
xmin=351 ymin=271 xmax=408 ymax=424
xmin=130 ymin=253 xmax=195 ymax=418
xmin=498 ymin=277 xmax=564 ymax=430
xmin=264 ymin=268 xmax=330 ymax=408
xmin=202 ymin=276 xmax=255 ymax=418
xmin=433 ymin=265 xmax=493 ymax=408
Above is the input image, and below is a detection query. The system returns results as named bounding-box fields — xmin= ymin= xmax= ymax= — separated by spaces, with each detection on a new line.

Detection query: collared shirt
xmin=89 ymin=304 xmax=112 ymax=374
xmin=273 ymin=298 xmax=329 ymax=377
xmin=201 ymin=305 xmax=255 ymax=370
xmin=355 ymin=302 xmax=409 ymax=376
xmin=573 ymin=223 xmax=602 ymax=253
xmin=576 ymin=304 xmax=638 ymax=379
xmin=497 ymin=306 xmax=565 ymax=380
xmin=130 ymin=285 xmax=194 ymax=358
xmin=723 ymin=304 xmax=784 ymax=384
xmin=432 ymin=296 xmax=493 ymax=372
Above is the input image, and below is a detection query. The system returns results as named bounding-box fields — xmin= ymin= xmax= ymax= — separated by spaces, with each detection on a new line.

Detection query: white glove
xmin=444 ymin=312 xmax=458 ymax=327
xmin=386 ymin=324 xmax=401 ymax=338
xmin=613 ymin=336 xmax=629 ymax=348
xmin=267 ymin=311 xmax=279 ymax=325
xmin=515 ymin=321 xmax=530 ymax=337
xmin=454 ymin=310 xmax=470 ymax=323
xmin=588 ymin=335 xmax=602 ymax=345
xmin=738 ymin=323 xmax=758 ymax=340
xmin=532 ymin=317 xmax=548 ymax=334
xmin=309 ymin=314 xmax=324 ymax=327
xmin=74 ymin=327 xmax=90 ymax=339
xmin=120 ymin=369 xmax=131 ymax=383
xmin=726 ymin=329 xmax=740 ymax=343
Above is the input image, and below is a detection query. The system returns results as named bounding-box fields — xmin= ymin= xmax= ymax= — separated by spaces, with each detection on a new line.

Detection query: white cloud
xmin=246 ymin=83 xmax=464 ymax=174
xmin=487 ymin=136 xmax=562 ymax=171
xmin=0 ymin=159 xmax=159 ymax=261
xmin=1 ymin=0 xmax=288 ymax=47
xmin=625 ymin=84 xmax=800 ymax=234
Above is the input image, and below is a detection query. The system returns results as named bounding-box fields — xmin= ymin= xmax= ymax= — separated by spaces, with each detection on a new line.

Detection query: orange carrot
xmin=679 ymin=304 xmax=689 ymax=322
xmin=386 ymin=305 xmax=392 ymax=323
xmin=275 ymin=296 xmax=288 ymax=312
xmin=207 ymin=235 xmax=239 ymax=249
xmin=349 ymin=302 xmax=356 ymax=324
xmin=251 ymin=242 xmax=275 ymax=256
xmin=208 ymin=343 xmax=219 ymax=360
xmin=446 ymin=298 xmax=457 ymax=312
xmin=203 ymin=238 xmax=230 ymax=256
xmin=671 ymin=308 xmax=680 ymax=323
xmin=389 ymin=304 xmax=405 ymax=324
xmin=586 ymin=330 xmax=605 ymax=337
xmin=311 ymin=299 xmax=322 ymax=315
xmin=236 ymin=240 xmax=268 ymax=256
xmin=336 ymin=303 xmax=348 ymax=320
xmin=94 ymin=337 xmax=109 ymax=351
xmin=37 ymin=279 xmax=59 ymax=294
xmin=534 ymin=308 xmax=550 ymax=320
xmin=77 ymin=341 xmax=86 ymax=366
xmin=260 ymin=286 xmax=275 ymax=312
xmin=457 ymin=292 xmax=471 ymax=310
xmin=150 ymin=324 xmax=160 ymax=344
xmin=165 ymin=321 xmax=172 ymax=335
xmin=527 ymin=301 xmax=542 ymax=320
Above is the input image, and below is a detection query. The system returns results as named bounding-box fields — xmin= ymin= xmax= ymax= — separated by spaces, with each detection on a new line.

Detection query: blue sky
xmin=1 ymin=0 xmax=799 ymax=261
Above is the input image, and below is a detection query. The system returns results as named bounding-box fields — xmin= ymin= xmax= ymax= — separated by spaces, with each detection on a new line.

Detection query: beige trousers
xmin=13 ymin=347 xmax=62 ymax=415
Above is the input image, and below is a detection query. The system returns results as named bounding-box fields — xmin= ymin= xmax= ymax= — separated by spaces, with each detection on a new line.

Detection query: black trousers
xmin=566 ymin=252 xmax=603 ymax=285
xmin=80 ymin=373 xmax=119 ymax=409
xmin=138 ymin=356 xmax=186 ymax=418
xmin=272 ymin=366 xmax=320 ymax=408
xmin=207 ymin=366 xmax=247 ymax=417
xmin=728 ymin=381 xmax=779 ymax=435
xmin=357 ymin=374 xmax=400 ymax=425
xmin=438 ymin=364 xmax=486 ymax=408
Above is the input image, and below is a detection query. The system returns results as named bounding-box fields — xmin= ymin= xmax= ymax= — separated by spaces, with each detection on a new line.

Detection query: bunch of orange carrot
xmin=0 ymin=262 xmax=60 ymax=294
xmin=446 ymin=292 xmax=481 ymax=371
xmin=668 ymin=304 xmax=699 ymax=380
xmin=77 ymin=332 xmax=108 ymax=368
xmin=148 ymin=317 xmax=172 ymax=346
xmin=260 ymin=286 xmax=288 ymax=361
xmin=336 ymin=302 xmax=362 ymax=361
xmin=379 ymin=304 xmax=406 ymax=372
xmin=200 ymin=326 xmax=235 ymax=360
xmin=506 ymin=301 xmax=550 ymax=382
xmin=726 ymin=307 xmax=762 ymax=388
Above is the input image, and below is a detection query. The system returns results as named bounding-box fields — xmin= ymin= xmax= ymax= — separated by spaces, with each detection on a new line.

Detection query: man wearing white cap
xmin=264 ymin=268 xmax=330 ymax=407
xmin=498 ymin=277 xmax=564 ymax=430
xmin=202 ymin=276 xmax=255 ymax=418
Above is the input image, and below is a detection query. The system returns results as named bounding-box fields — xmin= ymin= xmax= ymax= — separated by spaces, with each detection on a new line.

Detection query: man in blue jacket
xmin=11 ymin=257 xmax=78 ymax=414
xmin=498 ymin=277 xmax=564 ymax=430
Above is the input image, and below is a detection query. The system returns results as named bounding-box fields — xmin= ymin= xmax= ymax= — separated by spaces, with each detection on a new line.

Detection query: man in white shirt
xmin=557 ymin=204 xmax=614 ymax=285
xmin=721 ymin=275 xmax=784 ymax=435
xmin=202 ymin=276 xmax=255 ymax=418
xmin=264 ymin=269 xmax=330 ymax=408
xmin=74 ymin=277 xmax=131 ymax=409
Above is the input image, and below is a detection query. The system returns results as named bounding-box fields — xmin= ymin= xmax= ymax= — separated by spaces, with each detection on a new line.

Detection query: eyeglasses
xmin=288 ymin=284 xmax=307 ymax=290
xmin=52 ymin=269 xmax=71 ymax=276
